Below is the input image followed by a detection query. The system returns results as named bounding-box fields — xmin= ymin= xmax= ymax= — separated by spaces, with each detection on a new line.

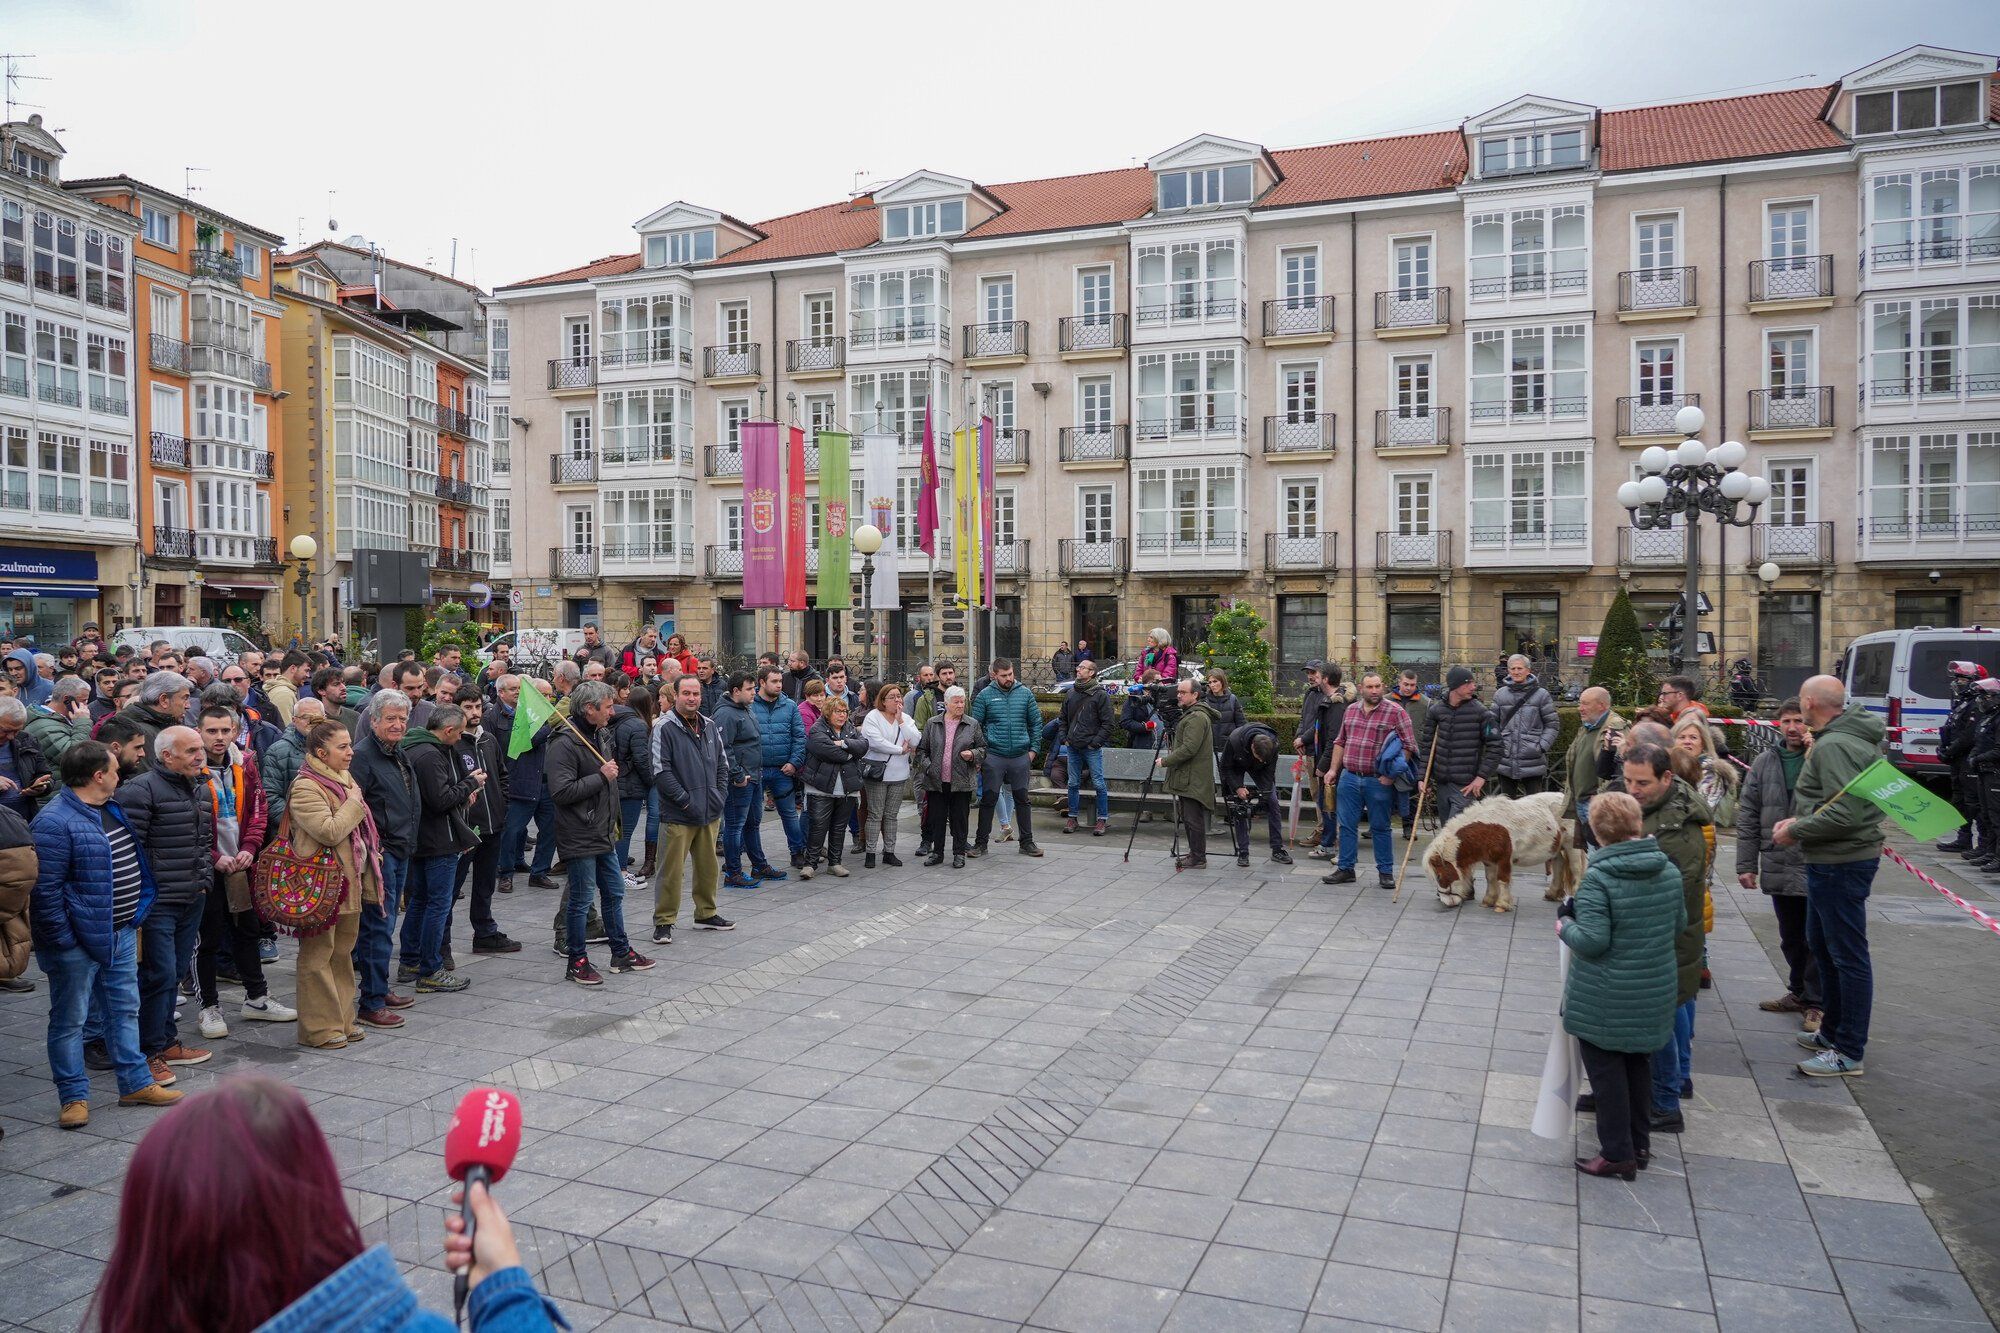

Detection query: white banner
xmin=860 ymin=432 xmax=901 ymax=609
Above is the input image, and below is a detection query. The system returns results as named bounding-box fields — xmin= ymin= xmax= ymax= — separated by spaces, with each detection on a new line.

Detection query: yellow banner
xmin=952 ymin=426 xmax=975 ymax=606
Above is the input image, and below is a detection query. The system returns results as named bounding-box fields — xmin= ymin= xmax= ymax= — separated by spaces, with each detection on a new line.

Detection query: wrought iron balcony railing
xmin=250 ymin=449 xmax=276 ymax=480
xmin=1374 ymin=407 xmax=1451 ymax=450
xmin=1262 ymin=296 xmax=1335 ymax=339
xmin=704 ymin=444 xmax=743 ymax=479
xmin=434 ymin=476 xmax=474 ymax=504
xmin=963 ymin=321 xmax=1028 ymax=360
xmin=786 ymin=337 xmax=844 ymax=374
xmin=436 ymin=405 xmax=476 ymax=438
xmin=992 ymin=428 xmax=1028 ymax=468
xmin=31 ymin=269 xmax=78 ymax=298
xmin=89 ymin=392 xmax=129 ymax=417
xmin=990 ymin=540 xmax=1029 ymax=576
xmin=1374 ymin=287 xmax=1450 ymax=331
xmin=547 ymin=356 xmax=595 ymax=391
xmin=1058 ymin=313 xmax=1127 ymax=355
xmin=1617 ymin=266 xmax=1696 ymax=312
xmin=153 ymin=525 xmax=196 ymax=561
xmin=1135 ymin=297 xmax=1240 ymax=327
xmin=150 ymin=431 xmax=189 ymax=469
xmin=1262 ymin=413 xmax=1335 ymax=454
xmin=149 ymin=334 xmax=188 ymax=373
xmin=1749 ymin=386 xmax=1833 ymax=433
xmin=550 ymin=453 xmax=597 ymax=485
xmin=1617 ymin=392 xmax=1701 ymax=437
xmin=85 ymin=278 xmax=127 ymax=313
xmin=847 ymin=322 xmax=946 ymax=351
xmin=1058 ymin=537 xmax=1127 ymax=576
xmin=191 ymin=250 xmax=243 ymax=284
xmin=1753 ymin=521 xmax=1833 ymax=566
xmin=1618 ymin=525 xmax=1687 ymax=567
xmin=1265 ymin=531 xmax=1338 ymax=571
xmin=1468 ymin=269 xmax=1586 ymax=301
xmin=1375 ymin=530 xmax=1452 ymax=570
xmin=250 ymin=536 xmax=280 ymax=566
xmin=1058 ymin=425 xmax=1128 ymax=464
xmin=702 ymin=343 xmax=760 ymax=379
xmin=706 ymin=546 xmax=744 ymax=577
xmin=1749 ymin=256 xmax=1833 ymax=303
xmin=36 ymin=380 xmax=80 ymax=408
xmin=549 ymin=546 xmax=597 ymax=580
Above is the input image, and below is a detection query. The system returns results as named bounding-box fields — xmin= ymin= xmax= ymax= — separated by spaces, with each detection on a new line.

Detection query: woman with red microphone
xmin=91 ymin=1077 xmax=564 ymax=1332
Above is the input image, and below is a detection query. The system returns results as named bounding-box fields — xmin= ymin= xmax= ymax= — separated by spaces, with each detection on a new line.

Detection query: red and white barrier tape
xmin=1715 ymin=714 xmax=1941 ymax=737
xmin=1879 ymin=844 xmax=2000 ymax=937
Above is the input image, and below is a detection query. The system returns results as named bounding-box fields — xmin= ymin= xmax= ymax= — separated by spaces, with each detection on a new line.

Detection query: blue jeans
xmin=565 ymin=852 xmax=630 ymax=963
xmin=1805 ymin=857 xmax=1877 ymax=1061
xmin=620 ymin=796 xmax=645 ymax=863
xmin=1066 ymin=746 xmax=1109 ymax=822
xmin=400 ymin=854 xmax=458 ymax=977
xmin=1651 ymin=998 xmax=1697 ymax=1114
xmin=724 ymin=775 xmax=761 ymax=875
xmin=43 ymin=929 xmax=151 ymax=1102
xmin=357 ymin=853 xmax=408 ymax=1011
xmin=1336 ymin=770 xmax=1395 ymax=874
xmin=138 ymin=896 xmax=204 ymax=1056
xmin=645 ymin=788 xmax=660 ymax=846
xmin=501 ymin=798 xmax=537 ymax=872
xmin=530 ymin=790 xmax=559 ymax=873
xmin=764 ymin=770 xmax=806 ymax=857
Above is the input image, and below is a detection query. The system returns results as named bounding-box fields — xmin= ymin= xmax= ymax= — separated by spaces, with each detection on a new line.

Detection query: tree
xmin=1589 ymin=588 xmax=1655 ymax=711
xmin=420 ymin=601 xmax=485 ymax=666
xmin=1196 ymin=601 xmax=1274 ymax=712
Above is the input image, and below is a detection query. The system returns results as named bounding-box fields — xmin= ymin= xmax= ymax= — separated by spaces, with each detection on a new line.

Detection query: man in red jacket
xmin=620 ymin=626 xmax=671 ymax=680
xmin=191 ymin=703 xmax=292 ymax=1038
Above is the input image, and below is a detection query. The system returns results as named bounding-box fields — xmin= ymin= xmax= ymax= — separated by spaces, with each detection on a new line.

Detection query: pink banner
xmin=980 ymin=415 xmax=995 ymax=609
xmin=741 ymin=421 xmax=784 ymax=608
xmin=784 ymin=425 xmax=808 ymax=611
xmin=918 ymin=401 xmax=940 ymax=560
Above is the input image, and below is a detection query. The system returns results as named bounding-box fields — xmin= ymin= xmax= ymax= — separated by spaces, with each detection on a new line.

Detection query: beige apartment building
xmin=494 ymin=44 xmax=2000 ymax=695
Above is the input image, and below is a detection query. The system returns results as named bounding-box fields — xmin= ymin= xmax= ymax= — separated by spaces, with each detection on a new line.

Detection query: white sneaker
xmin=198 ymin=1005 xmax=229 ymax=1039
xmin=241 ymin=996 xmax=298 ymax=1023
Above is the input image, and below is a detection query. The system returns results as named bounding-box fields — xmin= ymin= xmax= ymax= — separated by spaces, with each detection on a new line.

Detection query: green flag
xmin=1846 ymin=758 xmax=1966 ymax=841
xmin=816 ymin=429 xmax=852 ymax=611
xmin=507 ymin=681 xmax=556 ymax=760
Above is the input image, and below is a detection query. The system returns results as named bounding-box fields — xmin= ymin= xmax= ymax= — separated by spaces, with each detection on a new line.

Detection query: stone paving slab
xmin=0 ymin=809 xmax=1993 ymax=1331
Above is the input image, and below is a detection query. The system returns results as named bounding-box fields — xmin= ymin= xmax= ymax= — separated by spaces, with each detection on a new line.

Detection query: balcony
xmin=1262 ymin=297 xmax=1335 ymax=345
xmin=992 ymin=428 xmax=1029 ymax=470
xmin=250 ymin=449 xmax=276 ymax=480
xmin=1374 ymin=408 xmax=1451 ymax=453
xmin=0 ymin=259 xmax=18 ymax=285
xmin=602 ymin=435 xmax=694 ymax=471
xmin=1863 ymin=374 xmax=2000 ymax=411
xmin=1748 ymin=387 xmax=1834 ymax=440
xmin=437 ymin=405 xmax=476 ymax=438
xmin=89 ymin=392 xmax=129 ymax=417
xmin=1856 ymin=513 xmax=2000 ymax=564
xmin=493 ymin=449 xmax=510 ymax=477
xmin=250 ymin=536 xmax=281 ymax=566
xmin=1133 ymin=532 xmax=1249 ymax=573
xmin=0 ymin=374 xmax=23 ymax=400
xmin=1616 ymin=392 xmax=1701 ymax=442
xmin=1135 ymin=415 xmax=1244 ymax=446
xmin=704 ymin=444 xmax=743 ymax=480
xmin=1749 ymin=256 xmax=1834 ymax=310
xmin=1058 ymin=537 xmax=1128 ymax=577
xmin=491 ymin=361 xmax=510 ymax=384
xmin=149 ymin=334 xmax=189 ymax=374
xmin=187 ymin=341 xmax=271 ymax=388
xmin=550 ymin=546 xmax=598 ymax=581
xmin=1375 ymin=530 xmax=1452 ymax=572
xmin=1618 ymin=525 xmax=1686 ymax=568
xmin=1265 ymin=531 xmax=1338 ymax=572
xmin=434 ymin=548 xmax=478 ymax=573
xmin=703 ymin=343 xmax=761 ymax=384
xmin=36 ymin=380 xmax=81 ymax=408
xmin=848 ymin=322 xmax=948 ymax=354
xmin=1466 ymin=524 xmax=1589 ymax=569
xmin=963 ymin=321 xmax=1028 ymax=365
xmin=1868 ymin=234 xmax=2000 ymax=270
xmin=786 ymin=337 xmax=844 ymax=379
xmin=600 ymin=343 xmax=693 ymax=375
xmin=152 ymin=525 xmax=196 ymax=563
xmin=190 ymin=250 xmax=243 ymax=285
xmin=602 ymin=541 xmax=697 ymax=574
xmin=35 ymin=490 xmax=80 ymax=517
xmin=706 ymin=546 xmax=744 ymax=578
xmin=547 ymin=356 xmax=596 ymax=392
xmin=1374 ymin=287 xmax=1451 ymax=338
xmin=1058 ymin=425 xmax=1128 ymax=467
xmin=1753 ymin=521 xmax=1833 ymax=567
xmin=1617 ymin=267 xmax=1696 ymax=319
xmin=1469 ymin=270 xmax=1586 ymax=302
xmin=1135 ymin=297 xmax=1241 ymax=330
xmin=1468 ymin=396 xmax=1587 ymax=430
xmin=91 ymin=498 xmax=132 ymax=522
xmin=434 ymin=476 xmax=474 ymax=504
xmin=990 ymin=540 xmax=1030 ymax=576
xmin=1058 ymin=313 xmax=1127 ymax=360
xmin=149 ymin=431 xmax=189 ymax=469
xmin=1262 ymin=413 xmax=1336 ymax=457
xmin=84 ymin=278 xmax=128 ymax=314
xmin=31 ymin=269 xmax=78 ymax=300
xmin=550 ymin=453 xmax=597 ymax=486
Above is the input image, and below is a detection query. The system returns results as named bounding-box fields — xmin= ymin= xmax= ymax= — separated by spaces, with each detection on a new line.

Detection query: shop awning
xmin=0 ymin=583 xmax=99 ymax=599
xmin=202 ymin=583 xmax=277 ymax=594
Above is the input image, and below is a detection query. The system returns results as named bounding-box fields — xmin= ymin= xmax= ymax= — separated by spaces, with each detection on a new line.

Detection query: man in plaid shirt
xmin=1324 ymin=671 xmax=1417 ymax=891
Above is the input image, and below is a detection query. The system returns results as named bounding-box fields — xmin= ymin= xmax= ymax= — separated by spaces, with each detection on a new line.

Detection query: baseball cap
xmin=1445 ymin=665 xmax=1475 ymax=690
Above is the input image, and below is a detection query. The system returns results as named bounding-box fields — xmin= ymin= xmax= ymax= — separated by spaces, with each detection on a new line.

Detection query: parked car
xmin=1052 ymin=659 xmax=1205 ymax=694
xmin=477 ymin=627 xmax=590 ymax=673
xmin=1837 ymin=625 xmax=2000 ymax=774
xmin=109 ymin=625 xmax=261 ymax=666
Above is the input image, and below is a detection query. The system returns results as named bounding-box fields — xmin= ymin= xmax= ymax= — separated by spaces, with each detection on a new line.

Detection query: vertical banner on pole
xmin=784 ymin=424 xmax=808 ymax=612
xmin=918 ymin=403 xmax=940 ymax=560
xmin=979 ymin=414 xmax=996 ymax=610
xmin=740 ymin=421 xmax=784 ymax=609
xmin=815 ymin=431 xmax=852 ymax=610
xmin=952 ymin=425 xmax=975 ymax=608
xmin=862 ymin=432 xmax=900 ymax=610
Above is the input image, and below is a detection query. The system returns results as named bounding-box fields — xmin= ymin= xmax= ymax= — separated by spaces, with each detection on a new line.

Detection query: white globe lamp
xmin=1672 ymin=404 xmax=1706 ymax=437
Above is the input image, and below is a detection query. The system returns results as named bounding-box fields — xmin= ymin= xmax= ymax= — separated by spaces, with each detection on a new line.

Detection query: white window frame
xmin=1467 ymin=447 xmax=1590 ymax=552
xmin=1763 ymin=328 xmax=1819 ymax=391
xmin=1154 ymin=165 xmax=1254 ymax=211
xmin=141 ymin=205 xmax=176 ymax=248
xmin=1135 ymin=346 xmax=1241 ymax=441
xmin=1134 ymin=239 xmax=1240 ymax=327
xmin=1278 ymin=476 xmax=1320 ymax=538
xmin=883 ymin=200 xmax=965 ymax=242
xmin=1765 ymin=458 xmax=1818 ymax=526
xmin=1078 ymin=485 xmax=1116 ymax=544
xmin=1468 ymin=323 xmax=1589 ymax=426
xmin=1390 ymin=235 xmax=1435 ymax=297
xmin=1468 ymin=205 xmax=1589 ymax=302
xmin=1864 ymin=430 xmax=2000 ymax=540
xmin=1476 ymin=127 xmax=1586 ymax=177
xmin=1853 ymin=81 xmax=1986 ymax=137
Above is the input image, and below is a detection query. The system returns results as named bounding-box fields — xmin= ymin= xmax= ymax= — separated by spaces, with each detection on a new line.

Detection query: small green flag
xmin=507 ymin=682 xmax=556 ymax=760
xmin=1847 ymin=758 xmax=1966 ymax=841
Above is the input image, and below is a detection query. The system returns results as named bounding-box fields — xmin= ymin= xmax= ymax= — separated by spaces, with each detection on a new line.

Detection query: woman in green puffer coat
xmin=1558 ymin=791 xmax=1688 ymax=1182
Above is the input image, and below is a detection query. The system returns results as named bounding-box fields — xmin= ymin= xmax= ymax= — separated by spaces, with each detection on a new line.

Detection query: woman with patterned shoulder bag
xmin=273 ymin=721 xmax=383 ymax=1050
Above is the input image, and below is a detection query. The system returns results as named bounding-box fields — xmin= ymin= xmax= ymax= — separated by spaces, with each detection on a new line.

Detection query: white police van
xmin=1838 ymin=626 xmax=2000 ymax=774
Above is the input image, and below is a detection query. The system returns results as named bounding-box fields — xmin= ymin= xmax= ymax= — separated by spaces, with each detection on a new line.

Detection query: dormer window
xmin=884 ymin=200 xmax=964 ymax=242
xmin=1478 ymin=129 xmax=1586 ymax=179
xmin=1854 ymin=81 xmax=1983 ymax=136
xmin=1156 ymin=165 xmax=1253 ymax=212
xmin=645 ymin=229 xmax=715 ymax=267
xmin=9 ymin=147 xmax=50 ymax=181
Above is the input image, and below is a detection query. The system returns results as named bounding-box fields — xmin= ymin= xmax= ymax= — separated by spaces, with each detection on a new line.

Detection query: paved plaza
xmin=1 ymin=810 xmax=1995 ymax=1332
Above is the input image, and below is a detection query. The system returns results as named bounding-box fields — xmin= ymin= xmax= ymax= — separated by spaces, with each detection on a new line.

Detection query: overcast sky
xmin=10 ymin=1 xmax=1997 ymax=288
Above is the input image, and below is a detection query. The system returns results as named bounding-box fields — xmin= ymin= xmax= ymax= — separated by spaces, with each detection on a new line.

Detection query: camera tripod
xmin=1121 ymin=712 xmax=1185 ymax=866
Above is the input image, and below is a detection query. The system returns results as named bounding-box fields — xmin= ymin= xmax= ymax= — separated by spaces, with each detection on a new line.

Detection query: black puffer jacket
xmin=1205 ymin=689 xmax=1247 ymax=753
xmin=607 ymin=703 xmax=655 ymax=803
xmin=546 ymin=721 xmax=617 ymax=857
xmin=713 ymin=698 xmax=763 ymax=783
xmin=351 ymin=728 xmax=420 ymax=860
xmin=801 ymin=716 xmax=868 ymax=794
xmin=1418 ymin=695 xmax=1497 ymax=788
xmin=401 ymin=728 xmax=477 ymax=859
xmin=1490 ymin=674 xmax=1561 ymax=780
xmin=115 ymin=767 xmax=214 ymax=906
xmin=459 ymin=727 xmax=507 ymax=839
xmin=1058 ymin=684 xmax=1116 ymax=752
xmin=653 ymin=709 xmax=727 ymax=827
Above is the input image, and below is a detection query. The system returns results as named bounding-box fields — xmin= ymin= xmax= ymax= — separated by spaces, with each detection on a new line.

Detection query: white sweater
xmin=860 ymin=710 xmax=922 ymax=782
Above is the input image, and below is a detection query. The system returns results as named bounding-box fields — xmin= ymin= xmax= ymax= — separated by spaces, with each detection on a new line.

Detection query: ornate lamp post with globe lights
xmin=1615 ymin=404 xmax=1770 ymax=674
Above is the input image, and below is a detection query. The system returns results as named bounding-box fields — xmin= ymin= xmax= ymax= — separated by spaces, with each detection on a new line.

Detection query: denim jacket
xmin=255 ymin=1244 xmax=567 ymax=1333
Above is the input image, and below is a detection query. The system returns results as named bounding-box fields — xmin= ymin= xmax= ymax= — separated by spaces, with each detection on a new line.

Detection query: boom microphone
xmin=444 ymin=1087 xmax=522 ymax=1325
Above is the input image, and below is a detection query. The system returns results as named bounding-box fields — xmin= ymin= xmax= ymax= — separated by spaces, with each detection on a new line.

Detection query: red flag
xmin=784 ymin=425 xmax=808 ymax=611
xmin=917 ymin=401 xmax=940 ymax=560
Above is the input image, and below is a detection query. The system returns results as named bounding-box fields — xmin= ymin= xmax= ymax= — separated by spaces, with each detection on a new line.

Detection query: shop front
xmin=200 ymin=579 xmax=275 ymax=643
xmin=0 ymin=546 xmax=104 ymax=647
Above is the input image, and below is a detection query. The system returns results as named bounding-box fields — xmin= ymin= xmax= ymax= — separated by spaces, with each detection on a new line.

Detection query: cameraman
xmin=1221 ymin=721 xmax=1294 ymax=869
xmin=1155 ymin=677 xmax=1215 ymax=871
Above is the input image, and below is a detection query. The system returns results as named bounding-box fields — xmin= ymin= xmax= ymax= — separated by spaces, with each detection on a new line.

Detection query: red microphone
xmin=444 ymin=1087 xmax=522 ymax=1323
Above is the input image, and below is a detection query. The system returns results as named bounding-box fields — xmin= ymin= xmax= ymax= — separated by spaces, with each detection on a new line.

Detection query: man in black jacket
xmin=713 ymin=673 xmax=771 ymax=887
xmin=452 ymin=693 xmax=519 ymax=957
xmin=396 ymin=704 xmax=480 ymax=996
xmin=549 ymin=681 xmax=651 ymax=985
xmin=1938 ymin=662 xmax=1984 ymax=855
xmin=652 ymin=674 xmax=731 ymax=943
xmin=1059 ymin=659 xmax=1116 ymax=835
xmin=122 ymin=724 xmax=215 ymax=1081
xmin=1222 ymin=722 xmax=1293 ymax=868
xmin=1418 ymin=666 xmax=1497 ymax=826
xmin=351 ymin=690 xmax=419 ymax=1028
xmin=781 ymin=649 xmax=819 ymax=702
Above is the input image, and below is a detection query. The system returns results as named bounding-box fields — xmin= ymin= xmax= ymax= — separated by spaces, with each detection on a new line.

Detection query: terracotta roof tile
xmin=708 ymin=199 xmax=881 ymax=267
xmin=968 ymin=166 xmax=1157 ymax=238
xmin=1599 ymin=86 xmax=1846 ymax=171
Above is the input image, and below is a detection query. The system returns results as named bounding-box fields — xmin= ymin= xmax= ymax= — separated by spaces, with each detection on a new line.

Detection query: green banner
xmin=506 ymin=678 xmax=555 ymax=759
xmin=816 ymin=430 xmax=852 ymax=610
xmin=1848 ymin=758 xmax=1966 ymax=841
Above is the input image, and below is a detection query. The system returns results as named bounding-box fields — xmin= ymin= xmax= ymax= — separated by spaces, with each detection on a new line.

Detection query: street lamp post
xmin=289 ymin=533 xmax=318 ymax=644
xmin=854 ymin=523 xmax=884 ymax=684
xmin=1616 ymin=405 xmax=1769 ymax=675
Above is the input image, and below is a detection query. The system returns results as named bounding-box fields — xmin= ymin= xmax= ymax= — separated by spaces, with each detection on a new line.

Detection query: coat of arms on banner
xmin=826 ymin=501 xmax=849 ymax=537
xmin=749 ymin=487 xmax=777 ymax=534
xmin=869 ymin=496 xmax=893 ymax=533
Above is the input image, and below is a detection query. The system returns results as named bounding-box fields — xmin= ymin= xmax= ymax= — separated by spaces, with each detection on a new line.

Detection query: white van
xmin=109 ymin=625 xmax=261 ymax=667
xmin=1838 ymin=626 xmax=2000 ymax=774
xmin=477 ymin=627 xmax=588 ymax=672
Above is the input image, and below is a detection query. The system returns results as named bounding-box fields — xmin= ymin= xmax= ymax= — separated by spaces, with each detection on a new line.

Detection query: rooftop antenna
xmin=449 ymin=237 xmax=458 ymax=278
xmin=326 ymin=189 xmax=337 ymax=232
xmin=184 ymin=165 xmax=207 ymax=200
xmin=0 ymin=55 xmax=48 ymax=122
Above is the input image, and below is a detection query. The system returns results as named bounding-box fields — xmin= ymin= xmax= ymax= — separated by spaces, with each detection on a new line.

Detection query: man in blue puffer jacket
xmin=31 ymin=740 xmax=181 ymax=1128
xmin=749 ymin=666 xmax=807 ymax=868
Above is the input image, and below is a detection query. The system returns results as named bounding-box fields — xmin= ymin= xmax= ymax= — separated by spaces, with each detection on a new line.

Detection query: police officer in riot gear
xmin=1938 ymin=661 xmax=1986 ymax=855
xmin=1967 ymin=679 xmax=2000 ymax=875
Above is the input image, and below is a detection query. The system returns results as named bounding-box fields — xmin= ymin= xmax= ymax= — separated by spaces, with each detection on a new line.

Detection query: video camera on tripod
xmin=1220 ymin=783 xmax=1263 ymax=824
xmin=1126 ymin=678 xmax=1182 ymax=738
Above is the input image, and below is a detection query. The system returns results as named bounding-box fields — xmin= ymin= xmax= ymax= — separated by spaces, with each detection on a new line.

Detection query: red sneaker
xmin=567 ymin=957 xmax=604 ymax=987
xmin=609 ymin=949 xmax=655 ymax=973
